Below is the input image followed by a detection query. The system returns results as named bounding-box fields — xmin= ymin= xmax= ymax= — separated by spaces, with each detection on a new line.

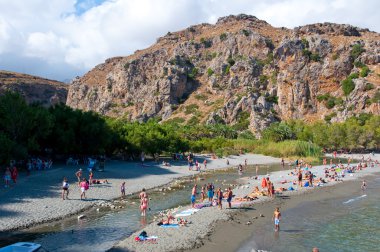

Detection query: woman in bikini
xmin=140 ymin=195 xmax=149 ymax=216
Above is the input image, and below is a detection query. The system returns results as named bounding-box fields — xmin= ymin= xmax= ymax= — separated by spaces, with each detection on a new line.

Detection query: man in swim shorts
xmin=191 ymin=184 xmax=197 ymax=208
xmin=273 ymin=207 xmax=281 ymax=232
xmin=227 ymin=187 xmax=233 ymax=208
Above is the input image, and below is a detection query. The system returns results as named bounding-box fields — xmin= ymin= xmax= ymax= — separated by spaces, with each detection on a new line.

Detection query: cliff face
xmin=0 ymin=71 xmax=68 ymax=106
xmin=66 ymin=14 xmax=380 ymax=134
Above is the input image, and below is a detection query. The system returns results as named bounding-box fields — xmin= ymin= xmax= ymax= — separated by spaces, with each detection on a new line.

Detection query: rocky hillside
xmin=66 ymin=14 xmax=380 ymax=135
xmin=0 ymin=70 xmax=68 ymax=106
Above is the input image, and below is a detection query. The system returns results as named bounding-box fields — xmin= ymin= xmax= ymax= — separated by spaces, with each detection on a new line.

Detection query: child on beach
xmin=62 ymin=177 xmax=69 ymax=200
xmin=273 ymin=207 xmax=281 ymax=232
xmin=121 ymin=182 xmax=126 ymax=198
xmin=76 ymin=169 xmax=82 ymax=185
xmin=201 ymin=185 xmax=205 ymax=202
xmin=3 ymin=167 xmax=11 ymax=188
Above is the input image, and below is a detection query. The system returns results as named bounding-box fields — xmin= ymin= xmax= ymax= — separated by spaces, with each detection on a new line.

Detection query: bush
xmin=324 ymin=112 xmax=337 ymax=122
xmin=265 ymin=95 xmax=278 ymax=104
xmin=326 ymin=98 xmax=336 ymax=109
xmin=242 ymin=29 xmax=250 ymax=36
xmin=301 ymin=38 xmax=309 ymax=48
xmin=224 ymin=65 xmax=231 ymax=75
xmin=360 ymin=66 xmax=370 ymax=77
xmin=332 ymin=53 xmax=339 ymax=60
xmin=316 ymin=94 xmax=330 ymax=102
xmin=187 ymin=67 xmax=199 ymax=79
xmin=364 ymin=83 xmax=374 ymax=91
xmin=219 ymin=33 xmax=227 ymax=41
xmin=342 ymin=78 xmax=355 ymax=96
xmin=194 ymin=94 xmax=208 ymax=101
xmin=302 ymin=49 xmax=312 ymax=58
xmin=348 ymin=72 xmax=359 ymax=79
xmin=354 ymin=61 xmax=365 ymax=68
xmin=350 ymin=44 xmax=365 ymax=60
xmin=310 ymin=53 xmax=321 ymax=62
xmin=184 ymin=104 xmax=199 ymax=115
xmin=207 ymin=68 xmax=214 ymax=77
xmin=227 ymin=57 xmax=235 ymax=66
xmin=259 ymin=75 xmax=268 ymax=85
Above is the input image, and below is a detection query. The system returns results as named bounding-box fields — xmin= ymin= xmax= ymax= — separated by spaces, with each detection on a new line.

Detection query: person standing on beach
xmin=139 ymin=188 xmax=147 ymax=202
xmin=281 ymin=158 xmax=285 ymax=169
xmin=298 ymin=170 xmax=303 ymax=188
xmin=273 ymin=207 xmax=281 ymax=231
xmin=203 ymin=159 xmax=207 ymax=170
xmin=62 ymin=177 xmax=69 ymax=200
xmin=89 ymin=170 xmax=93 ymax=185
xmin=207 ymin=183 xmax=213 ymax=202
xmin=191 ymin=184 xmax=197 ymax=208
xmin=75 ymin=169 xmax=82 ymax=185
xmin=267 ymin=178 xmax=273 ymax=197
xmin=227 ymin=187 xmax=233 ymax=208
xmin=80 ymin=178 xmax=87 ymax=200
xmin=244 ymin=159 xmax=248 ymax=168
xmin=141 ymin=152 xmax=145 ymax=166
xmin=121 ymin=182 xmax=126 ymax=198
xmin=201 ymin=185 xmax=205 ymax=202
xmin=216 ymin=188 xmax=223 ymax=209
xmin=11 ymin=166 xmax=18 ymax=184
xmin=256 ymin=165 xmax=259 ymax=176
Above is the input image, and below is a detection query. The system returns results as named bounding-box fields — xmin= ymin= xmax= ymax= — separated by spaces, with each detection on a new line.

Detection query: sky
xmin=0 ymin=0 xmax=379 ymax=82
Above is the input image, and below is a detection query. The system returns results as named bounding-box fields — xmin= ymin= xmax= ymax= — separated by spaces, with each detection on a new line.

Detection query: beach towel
xmin=174 ymin=208 xmax=199 ymax=217
xmin=304 ymin=181 xmax=310 ymax=187
xmin=195 ymin=202 xmax=212 ymax=209
xmin=161 ymin=224 xmax=179 ymax=228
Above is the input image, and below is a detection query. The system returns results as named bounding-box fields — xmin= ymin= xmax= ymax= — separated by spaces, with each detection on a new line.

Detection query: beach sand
xmin=0 ymin=153 xmax=280 ymax=232
xmin=112 ymin=153 xmax=380 ymax=252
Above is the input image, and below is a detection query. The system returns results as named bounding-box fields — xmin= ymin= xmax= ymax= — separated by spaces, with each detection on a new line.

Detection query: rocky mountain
xmin=66 ymin=14 xmax=380 ymax=135
xmin=0 ymin=70 xmax=68 ymax=106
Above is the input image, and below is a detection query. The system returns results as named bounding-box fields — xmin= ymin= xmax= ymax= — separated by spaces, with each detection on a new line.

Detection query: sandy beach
xmin=0 ymin=153 xmax=280 ymax=232
xmin=111 ymin=153 xmax=380 ymax=252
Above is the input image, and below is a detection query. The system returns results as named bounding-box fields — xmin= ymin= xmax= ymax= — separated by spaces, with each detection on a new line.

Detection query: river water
xmin=237 ymin=175 xmax=380 ymax=252
xmin=1 ymin=164 xmax=283 ymax=252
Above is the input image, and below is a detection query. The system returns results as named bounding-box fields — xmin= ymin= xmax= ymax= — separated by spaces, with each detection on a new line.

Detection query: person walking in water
xmin=361 ymin=180 xmax=367 ymax=191
xmin=191 ymin=184 xmax=197 ymax=208
xmin=75 ymin=169 xmax=82 ymax=186
xmin=273 ymin=207 xmax=281 ymax=231
xmin=62 ymin=177 xmax=69 ymax=200
xmin=140 ymin=195 xmax=149 ymax=216
xmin=216 ymin=188 xmax=223 ymax=209
xmin=121 ymin=182 xmax=126 ymax=198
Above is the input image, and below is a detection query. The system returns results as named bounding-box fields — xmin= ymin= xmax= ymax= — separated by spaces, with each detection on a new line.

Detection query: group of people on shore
xmin=191 ymin=183 xmax=233 ymax=209
xmin=3 ymin=166 xmax=18 ymax=188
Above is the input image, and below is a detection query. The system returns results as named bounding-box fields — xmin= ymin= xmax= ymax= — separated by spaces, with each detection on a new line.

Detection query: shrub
xmin=259 ymin=75 xmax=269 ymax=85
xmin=184 ymin=104 xmax=199 ymax=115
xmin=265 ymin=95 xmax=278 ymax=104
xmin=207 ymin=68 xmax=214 ymax=77
xmin=348 ymin=72 xmax=359 ymax=79
xmin=187 ymin=116 xmax=200 ymax=125
xmin=302 ymin=49 xmax=312 ymax=58
xmin=265 ymin=38 xmax=275 ymax=50
xmin=332 ymin=53 xmax=339 ymax=60
xmin=364 ymin=83 xmax=374 ymax=91
xmin=301 ymin=38 xmax=309 ymax=48
xmin=360 ymin=66 xmax=370 ymax=77
xmin=341 ymin=78 xmax=355 ymax=96
xmin=227 ymin=57 xmax=235 ymax=66
xmin=270 ymin=70 xmax=278 ymax=85
xmin=224 ymin=65 xmax=231 ymax=75
xmin=310 ymin=53 xmax=321 ymax=62
xmin=200 ymin=38 xmax=212 ymax=48
xmin=324 ymin=112 xmax=337 ymax=122
xmin=242 ymin=29 xmax=250 ymax=36
xmin=354 ymin=61 xmax=365 ymax=68
xmin=187 ymin=67 xmax=199 ymax=79
xmin=316 ymin=94 xmax=330 ymax=102
xmin=326 ymin=98 xmax=336 ymax=109
xmin=219 ymin=33 xmax=227 ymax=41
xmin=350 ymin=44 xmax=365 ymax=60
xmin=194 ymin=94 xmax=208 ymax=101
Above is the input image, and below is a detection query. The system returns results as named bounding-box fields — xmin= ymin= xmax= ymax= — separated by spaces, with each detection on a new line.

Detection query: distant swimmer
xmin=273 ymin=207 xmax=281 ymax=232
xmin=361 ymin=180 xmax=367 ymax=190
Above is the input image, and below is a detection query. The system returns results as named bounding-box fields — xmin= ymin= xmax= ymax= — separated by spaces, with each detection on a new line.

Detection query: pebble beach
xmin=0 ymin=154 xmax=280 ymax=232
xmin=111 ymin=153 xmax=380 ymax=252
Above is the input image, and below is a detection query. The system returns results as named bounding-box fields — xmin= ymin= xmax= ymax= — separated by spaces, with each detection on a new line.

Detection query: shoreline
xmin=0 ymin=153 xmax=280 ymax=233
xmin=111 ymin=154 xmax=380 ymax=252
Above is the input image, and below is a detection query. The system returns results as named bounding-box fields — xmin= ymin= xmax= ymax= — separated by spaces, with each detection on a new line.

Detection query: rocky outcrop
xmin=0 ymin=71 xmax=68 ymax=106
xmin=66 ymin=14 xmax=380 ymax=135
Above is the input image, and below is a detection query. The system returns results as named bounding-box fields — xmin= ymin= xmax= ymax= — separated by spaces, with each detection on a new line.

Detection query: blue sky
xmin=0 ymin=0 xmax=379 ymax=81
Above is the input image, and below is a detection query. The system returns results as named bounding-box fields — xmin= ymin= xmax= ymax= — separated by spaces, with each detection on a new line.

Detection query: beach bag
xmin=139 ymin=231 xmax=147 ymax=238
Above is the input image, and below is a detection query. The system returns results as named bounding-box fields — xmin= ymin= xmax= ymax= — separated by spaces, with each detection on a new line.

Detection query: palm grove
xmin=0 ymin=92 xmax=379 ymax=165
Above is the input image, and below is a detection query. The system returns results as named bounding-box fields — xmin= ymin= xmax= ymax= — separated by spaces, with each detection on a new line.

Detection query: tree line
xmin=0 ymin=92 xmax=379 ymax=165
